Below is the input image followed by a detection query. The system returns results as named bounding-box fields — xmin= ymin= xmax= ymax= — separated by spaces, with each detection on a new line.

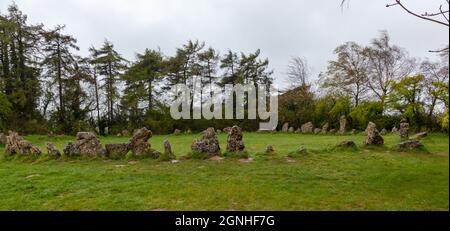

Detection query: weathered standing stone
xmin=191 ymin=127 xmax=221 ymax=155
xmin=288 ymin=127 xmax=294 ymax=133
xmin=174 ymin=129 xmax=181 ymax=135
xmin=295 ymin=128 xmax=301 ymax=133
xmin=63 ymin=142 xmax=79 ymax=156
xmin=396 ymin=140 xmax=424 ymax=150
xmin=265 ymin=145 xmax=274 ymax=154
xmin=75 ymin=132 xmax=106 ymax=157
xmin=391 ymin=127 xmax=398 ymax=134
xmin=186 ymin=129 xmax=192 ymax=134
xmin=301 ymin=122 xmax=314 ymax=133
xmin=399 ymin=120 xmax=409 ymax=141
xmin=226 ymin=125 xmax=245 ymax=152
xmin=411 ymin=132 xmax=428 ymax=140
xmin=46 ymin=143 xmax=61 ymax=158
xmin=216 ymin=129 xmax=222 ymax=134
xmin=5 ymin=131 xmax=41 ymax=156
xmin=321 ymin=123 xmax=329 ymax=134
xmin=0 ymin=133 xmax=6 ymax=145
xmin=223 ymin=127 xmax=232 ymax=134
xmin=281 ymin=122 xmax=289 ymax=132
xmin=314 ymin=128 xmax=321 ymax=134
xmin=159 ymin=139 xmax=176 ymax=161
xmin=339 ymin=115 xmax=347 ymax=134
xmin=105 ymin=144 xmax=129 ymax=158
xmin=380 ymin=128 xmax=388 ymax=135
xmin=128 ymin=127 xmax=159 ymax=158
xmin=363 ymin=122 xmax=384 ymax=145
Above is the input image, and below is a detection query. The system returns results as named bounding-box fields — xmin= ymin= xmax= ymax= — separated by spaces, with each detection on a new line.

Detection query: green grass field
xmin=0 ymin=132 xmax=448 ymax=211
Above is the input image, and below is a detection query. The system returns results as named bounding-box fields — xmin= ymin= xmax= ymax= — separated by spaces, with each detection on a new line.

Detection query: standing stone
xmin=216 ymin=129 xmax=222 ymax=134
xmin=314 ymin=128 xmax=321 ymax=134
xmin=105 ymin=143 xmax=129 ymax=158
xmin=391 ymin=127 xmax=398 ymax=134
xmin=226 ymin=125 xmax=245 ymax=152
xmin=301 ymin=122 xmax=314 ymax=133
xmin=380 ymin=128 xmax=388 ymax=135
xmin=159 ymin=139 xmax=176 ymax=161
xmin=5 ymin=131 xmax=41 ymax=156
xmin=399 ymin=120 xmax=409 ymax=141
xmin=127 ymin=127 xmax=159 ymax=158
xmin=75 ymin=132 xmax=106 ymax=157
xmin=288 ymin=127 xmax=294 ymax=133
xmin=363 ymin=122 xmax=384 ymax=145
xmin=63 ymin=142 xmax=79 ymax=157
xmin=186 ymin=129 xmax=192 ymax=134
xmin=174 ymin=129 xmax=181 ymax=135
xmin=339 ymin=115 xmax=347 ymax=134
xmin=191 ymin=127 xmax=221 ymax=155
xmin=321 ymin=123 xmax=329 ymax=134
xmin=0 ymin=133 xmax=6 ymax=145
xmin=46 ymin=143 xmax=61 ymax=158
xmin=265 ymin=145 xmax=274 ymax=154
xmin=281 ymin=122 xmax=289 ymax=132
xmin=223 ymin=127 xmax=232 ymax=134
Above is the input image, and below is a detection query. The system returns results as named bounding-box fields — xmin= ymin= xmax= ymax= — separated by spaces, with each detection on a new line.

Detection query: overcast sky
xmin=1 ymin=0 xmax=448 ymax=89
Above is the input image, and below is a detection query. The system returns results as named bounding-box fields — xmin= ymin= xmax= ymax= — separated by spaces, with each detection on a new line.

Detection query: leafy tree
xmin=42 ymin=25 xmax=79 ymax=128
xmin=90 ymin=40 xmax=127 ymax=130
xmin=322 ymin=42 xmax=369 ymax=107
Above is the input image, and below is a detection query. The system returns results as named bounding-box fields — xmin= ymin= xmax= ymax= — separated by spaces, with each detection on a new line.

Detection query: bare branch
xmin=386 ymin=0 xmax=449 ymax=27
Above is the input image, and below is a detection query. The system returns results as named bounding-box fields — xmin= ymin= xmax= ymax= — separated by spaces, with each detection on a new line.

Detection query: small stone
xmin=329 ymin=129 xmax=337 ymax=134
xmin=410 ymin=132 xmax=427 ymax=140
xmin=396 ymin=140 xmax=424 ymax=150
xmin=391 ymin=127 xmax=398 ymax=134
xmin=350 ymin=129 xmax=356 ymax=135
xmin=380 ymin=128 xmax=388 ymax=135
xmin=105 ymin=143 xmax=129 ymax=158
xmin=265 ymin=145 xmax=274 ymax=154
xmin=121 ymin=130 xmax=130 ymax=136
xmin=288 ymin=127 xmax=295 ymax=133
xmin=337 ymin=140 xmax=356 ymax=148
xmin=159 ymin=139 xmax=176 ymax=161
xmin=174 ymin=129 xmax=181 ymax=135
xmin=223 ymin=127 xmax=232 ymax=134
xmin=314 ymin=128 xmax=321 ymax=134
xmin=46 ymin=143 xmax=61 ymax=158
xmin=321 ymin=123 xmax=329 ymax=134
xmin=301 ymin=122 xmax=314 ymax=133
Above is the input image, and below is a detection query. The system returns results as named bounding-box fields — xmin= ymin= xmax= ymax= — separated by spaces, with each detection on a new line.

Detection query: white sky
xmin=1 ymin=0 xmax=448 ymax=89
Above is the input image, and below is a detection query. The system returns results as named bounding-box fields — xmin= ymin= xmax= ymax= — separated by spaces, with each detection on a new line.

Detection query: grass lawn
xmin=0 ymin=132 xmax=448 ymax=211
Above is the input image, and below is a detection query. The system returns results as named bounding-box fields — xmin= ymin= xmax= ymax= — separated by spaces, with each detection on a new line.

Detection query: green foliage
xmin=349 ymin=101 xmax=383 ymax=130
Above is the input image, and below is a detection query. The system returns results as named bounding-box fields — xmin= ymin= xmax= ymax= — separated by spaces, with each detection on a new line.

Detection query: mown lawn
xmin=0 ymin=132 xmax=448 ymax=211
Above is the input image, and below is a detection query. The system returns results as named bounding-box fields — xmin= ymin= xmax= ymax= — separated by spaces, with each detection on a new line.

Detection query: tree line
xmin=0 ymin=3 xmax=448 ymax=135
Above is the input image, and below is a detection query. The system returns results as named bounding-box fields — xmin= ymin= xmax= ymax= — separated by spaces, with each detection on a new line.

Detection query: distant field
xmin=0 ymin=132 xmax=448 ymax=211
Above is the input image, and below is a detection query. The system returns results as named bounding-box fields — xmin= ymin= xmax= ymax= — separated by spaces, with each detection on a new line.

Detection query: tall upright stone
xmin=281 ymin=122 xmax=289 ymax=132
xmin=339 ymin=115 xmax=347 ymax=134
xmin=363 ymin=122 xmax=384 ymax=145
xmin=399 ymin=120 xmax=409 ymax=141
xmin=321 ymin=123 xmax=329 ymax=134
xmin=127 ymin=127 xmax=160 ymax=158
xmin=227 ymin=125 xmax=245 ymax=152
